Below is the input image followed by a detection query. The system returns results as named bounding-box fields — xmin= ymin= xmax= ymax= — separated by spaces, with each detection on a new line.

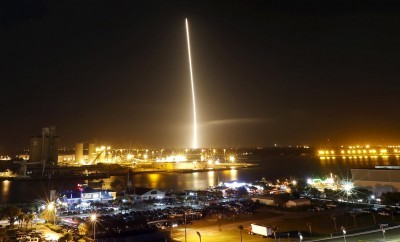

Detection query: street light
xmin=196 ymin=231 xmax=201 ymax=242
xmin=343 ymin=181 xmax=353 ymax=211
xmin=90 ymin=213 xmax=97 ymax=241
xmin=47 ymin=202 xmax=56 ymax=225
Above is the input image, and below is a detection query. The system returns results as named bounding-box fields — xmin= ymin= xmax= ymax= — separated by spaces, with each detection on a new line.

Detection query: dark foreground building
xmin=351 ymin=167 xmax=400 ymax=195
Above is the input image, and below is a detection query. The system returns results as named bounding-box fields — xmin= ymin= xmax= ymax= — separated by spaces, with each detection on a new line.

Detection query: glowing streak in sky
xmin=186 ymin=18 xmax=198 ymax=149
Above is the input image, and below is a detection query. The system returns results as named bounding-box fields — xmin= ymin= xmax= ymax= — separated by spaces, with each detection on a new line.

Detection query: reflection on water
xmin=207 ymin=171 xmax=215 ymax=187
xmin=2 ymin=180 xmax=10 ymax=201
xmin=82 ymin=169 xmax=242 ymax=193
xmin=4 ymin=155 xmax=400 ymax=204
xmin=148 ymin=173 xmax=160 ymax=187
xmin=224 ymin=168 xmax=238 ymax=181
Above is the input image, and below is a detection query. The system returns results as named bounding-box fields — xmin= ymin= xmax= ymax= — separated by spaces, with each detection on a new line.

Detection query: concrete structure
xmin=351 ymin=168 xmax=400 ymax=195
xmin=88 ymin=143 xmax=95 ymax=163
xmin=75 ymin=143 xmax=84 ymax=164
xmin=58 ymin=154 xmax=75 ymax=166
xmin=58 ymin=143 xmax=98 ymax=165
xmin=29 ymin=126 xmax=59 ymax=165
xmin=285 ymin=198 xmax=311 ymax=208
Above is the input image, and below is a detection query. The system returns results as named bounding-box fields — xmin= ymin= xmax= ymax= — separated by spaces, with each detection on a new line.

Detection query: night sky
xmin=2 ymin=0 xmax=400 ymax=153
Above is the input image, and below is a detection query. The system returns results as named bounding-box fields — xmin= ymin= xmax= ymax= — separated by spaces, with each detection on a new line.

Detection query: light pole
xmin=298 ymin=232 xmax=303 ymax=242
xmin=90 ymin=214 xmax=97 ymax=241
xmin=380 ymin=224 xmax=387 ymax=240
xmin=196 ymin=231 xmax=201 ymax=242
xmin=341 ymin=226 xmax=346 ymax=242
xmin=331 ymin=214 xmax=337 ymax=232
xmin=184 ymin=212 xmax=187 ymax=242
xmin=237 ymin=225 xmax=243 ymax=242
xmin=351 ymin=214 xmax=357 ymax=228
xmin=307 ymin=223 xmax=312 ymax=236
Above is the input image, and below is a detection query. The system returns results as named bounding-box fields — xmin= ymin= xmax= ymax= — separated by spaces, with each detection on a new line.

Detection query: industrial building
xmin=70 ymin=142 xmax=97 ymax=165
xmin=29 ymin=126 xmax=59 ymax=165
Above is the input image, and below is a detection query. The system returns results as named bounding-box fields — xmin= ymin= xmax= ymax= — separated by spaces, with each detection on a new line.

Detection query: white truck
xmin=248 ymin=223 xmax=272 ymax=237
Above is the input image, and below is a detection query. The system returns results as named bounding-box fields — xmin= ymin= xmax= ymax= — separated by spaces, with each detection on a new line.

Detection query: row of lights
xmin=318 ymin=148 xmax=400 ymax=156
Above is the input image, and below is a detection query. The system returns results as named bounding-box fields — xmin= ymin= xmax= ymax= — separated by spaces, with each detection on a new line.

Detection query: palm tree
xmin=78 ymin=223 xmax=88 ymax=236
xmin=386 ymin=207 xmax=395 ymax=222
xmin=237 ymin=225 xmax=244 ymax=242
xmin=25 ymin=214 xmax=34 ymax=229
xmin=350 ymin=213 xmax=357 ymax=228
xmin=17 ymin=213 xmax=25 ymax=230
xmin=306 ymin=223 xmax=312 ymax=236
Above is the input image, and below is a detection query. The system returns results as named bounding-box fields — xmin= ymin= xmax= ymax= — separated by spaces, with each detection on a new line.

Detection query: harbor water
xmin=2 ymin=154 xmax=400 ymax=204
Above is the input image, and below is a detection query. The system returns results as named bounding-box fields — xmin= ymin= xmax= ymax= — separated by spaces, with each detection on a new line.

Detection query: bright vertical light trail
xmin=186 ymin=18 xmax=198 ymax=149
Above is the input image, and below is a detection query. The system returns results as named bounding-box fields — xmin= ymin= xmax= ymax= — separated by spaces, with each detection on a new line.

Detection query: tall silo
xmin=88 ymin=143 xmax=95 ymax=163
xmin=75 ymin=143 xmax=84 ymax=164
xmin=29 ymin=126 xmax=59 ymax=165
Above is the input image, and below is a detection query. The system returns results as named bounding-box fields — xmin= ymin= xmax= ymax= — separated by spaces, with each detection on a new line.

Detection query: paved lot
xmin=173 ymin=223 xmax=400 ymax=242
xmin=171 ymin=209 xmax=400 ymax=242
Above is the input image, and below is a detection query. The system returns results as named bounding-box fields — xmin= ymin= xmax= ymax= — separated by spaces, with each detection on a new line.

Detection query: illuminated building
xmin=306 ymin=174 xmax=341 ymax=191
xmin=0 ymin=156 xmax=11 ymax=161
xmin=59 ymin=184 xmax=116 ymax=208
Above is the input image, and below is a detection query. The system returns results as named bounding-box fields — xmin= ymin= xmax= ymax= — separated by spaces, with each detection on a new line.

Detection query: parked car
xmin=378 ymin=211 xmax=390 ymax=216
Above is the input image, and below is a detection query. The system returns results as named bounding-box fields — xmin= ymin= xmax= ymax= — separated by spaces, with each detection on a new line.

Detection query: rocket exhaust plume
xmin=186 ymin=18 xmax=198 ymax=149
